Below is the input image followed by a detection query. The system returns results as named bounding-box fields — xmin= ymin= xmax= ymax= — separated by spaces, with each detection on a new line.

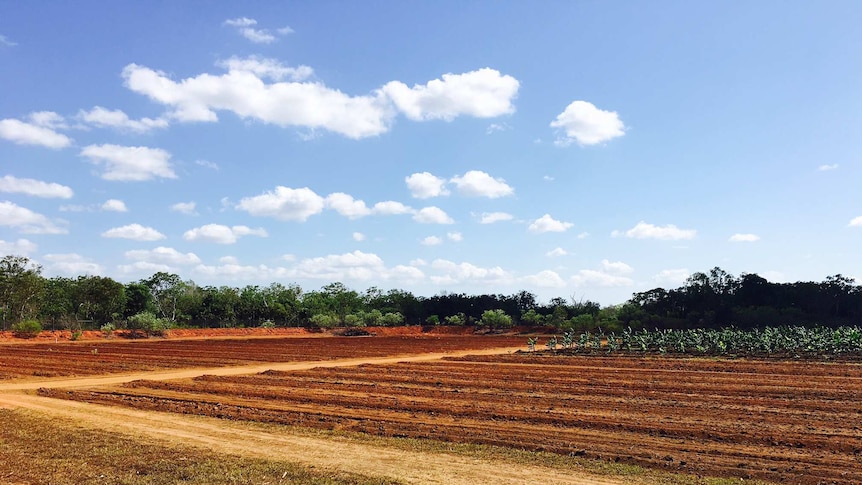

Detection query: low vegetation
xmin=0 ymin=408 xmax=400 ymax=485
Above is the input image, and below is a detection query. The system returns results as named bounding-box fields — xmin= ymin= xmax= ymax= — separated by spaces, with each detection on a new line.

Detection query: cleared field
xmin=0 ymin=335 xmax=525 ymax=379
xmin=41 ymin=353 xmax=862 ymax=485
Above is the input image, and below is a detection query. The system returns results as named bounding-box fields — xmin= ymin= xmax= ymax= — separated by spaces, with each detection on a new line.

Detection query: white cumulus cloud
xmin=522 ymin=270 xmax=566 ymax=288
xmin=550 ymin=100 xmax=625 ymax=146
xmin=381 ymin=68 xmax=519 ymax=121
xmin=620 ymin=221 xmax=696 ymax=241
xmin=413 ymin=206 xmax=454 ymax=224
xmin=654 ymin=269 xmax=691 ymax=285
xmin=216 ymin=56 xmax=313 ymax=82
xmin=372 ymin=200 xmax=413 ymax=215
xmin=729 ymin=233 xmax=760 ymax=242
xmin=183 ymin=224 xmax=268 ymax=244
xmin=479 ymin=212 xmax=513 ymax=224
xmin=450 ymin=170 xmax=513 ymax=198
xmin=101 ymin=223 xmax=165 ymax=241
xmin=0 ymin=238 xmax=37 ymax=255
xmin=80 ymin=144 xmax=177 ymax=181
xmin=848 ymin=216 xmax=862 ymax=227
xmin=223 ymin=17 xmax=292 ymax=44
xmin=0 ymin=175 xmax=73 ymax=198
xmin=528 ymin=214 xmax=573 ymax=233
xmin=237 ymin=186 xmax=325 ymax=221
xmin=170 ymin=202 xmax=197 ymax=215
xmin=78 ymin=106 xmax=169 ymax=133
xmin=0 ymin=201 xmax=67 ymax=234
xmin=125 ymin=246 xmax=201 ymax=265
xmin=325 ymin=193 xmax=372 ymax=219
xmin=101 ymin=199 xmax=128 ymax=212
xmin=405 ymin=172 xmax=449 ymax=199
xmin=571 ymin=269 xmax=633 ymax=288
xmin=43 ymin=253 xmax=103 ymax=275
xmin=429 ymin=259 xmax=512 ymax=285
xmin=421 ymin=236 xmax=443 ymax=246
xmin=546 ymin=247 xmax=567 ymax=257
xmin=601 ymin=259 xmax=634 ymax=274
xmin=352 ymin=232 xmax=366 ymax=242
xmin=0 ymin=118 xmax=72 ymax=149
xmin=447 ymin=232 xmax=462 ymax=242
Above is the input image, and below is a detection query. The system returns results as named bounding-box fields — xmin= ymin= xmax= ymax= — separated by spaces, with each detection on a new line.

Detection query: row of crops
xmin=530 ymin=325 xmax=862 ymax=357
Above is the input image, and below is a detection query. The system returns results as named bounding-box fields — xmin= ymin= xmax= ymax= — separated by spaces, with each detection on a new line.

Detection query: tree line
xmin=1 ymin=255 xmax=860 ymax=333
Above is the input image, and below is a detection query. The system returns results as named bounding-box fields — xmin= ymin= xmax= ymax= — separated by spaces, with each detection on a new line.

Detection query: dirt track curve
xmin=0 ymin=346 xmax=627 ymax=485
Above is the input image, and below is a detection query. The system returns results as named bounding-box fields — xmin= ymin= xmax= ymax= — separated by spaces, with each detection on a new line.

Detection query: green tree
xmin=479 ymin=309 xmax=513 ymax=330
xmin=0 ymin=255 xmax=45 ymax=329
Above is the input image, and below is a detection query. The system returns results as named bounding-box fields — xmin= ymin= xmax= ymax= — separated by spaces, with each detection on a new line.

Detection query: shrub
xmin=425 ymin=315 xmax=440 ymax=326
xmin=127 ymin=312 xmax=172 ymax=337
xmin=12 ymin=320 xmax=42 ymax=338
xmin=70 ymin=330 xmax=82 ymax=341
xmin=479 ymin=309 xmax=513 ymax=330
xmin=100 ymin=323 xmax=116 ymax=336
xmin=309 ymin=313 xmax=338 ymax=329
xmin=260 ymin=320 xmax=275 ymax=329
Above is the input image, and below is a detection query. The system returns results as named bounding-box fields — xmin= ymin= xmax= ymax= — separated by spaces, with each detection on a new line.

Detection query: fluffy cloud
xmin=372 ymin=201 xmax=413 ymax=215
xmin=449 ymin=170 xmax=513 ymax=198
xmin=618 ymin=221 xmax=696 ymax=240
xmin=546 ymin=247 xmax=567 ymax=257
xmin=223 ymin=17 xmax=292 ymax=44
xmin=123 ymin=63 xmax=392 ymax=138
xmin=479 ymin=212 xmax=513 ymax=224
xmin=447 ymin=232 xmax=462 ymax=242
xmin=80 ymin=144 xmax=177 ymax=181
xmin=550 ymin=100 xmax=625 ymax=146
xmin=288 ymin=250 xmax=423 ymax=282
xmin=528 ymin=214 xmax=573 ymax=233
xmin=101 ymin=223 xmax=165 ymax=241
xmin=0 ymin=175 xmax=73 ymax=198
xmin=125 ymin=246 xmax=201 ymax=265
xmin=421 ymin=236 xmax=443 ymax=246
xmin=170 ymin=202 xmax=197 ymax=215
xmin=522 ymin=270 xmax=566 ymax=288
xmin=237 ymin=186 xmax=325 ymax=221
xmin=183 ymin=224 xmax=268 ymax=244
xmin=43 ymin=253 xmax=103 ymax=275
xmin=0 ymin=118 xmax=72 ymax=149
xmin=0 ymin=201 xmax=67 ymax=234
xmin=429 ymin=259 xmax=512 ymax=285
xmin=0 ymin=238 xmax=37 ymax=255
xmin=413 ymin=206 xmax=454 ymax=224
xmin=117 ymin=261 xmax=174 ymax=275
xmin=848 ymin=216 xmax=862 ymax=227
xmin=571 ymin=269 xmax=633 ymax=288
xmin=381 ymin=68 xmax=519 ymax=121
xmin=101 ymin=199 xmax=128 ymax=212
xmin=405 ymin=172 xmax=449 ymax=199
xmin=729 ymin=233 xmax=760 ymax=242
xmin=78 ymin=106 xmax=169 ymax=133
xmin=654 ymin=268 xmax=691 ymax=285
xmin=352 ymin=232 xmax=366 ymax=242
xmin=123 ymin=63 xmax=518 ymax=139
xmin=325 ymin=193 xmax=372 ymax=219
xmin=601 ymin=259 xmax=634 ymax=274
xmin=216 ymin=56 xmax=313 ymax=82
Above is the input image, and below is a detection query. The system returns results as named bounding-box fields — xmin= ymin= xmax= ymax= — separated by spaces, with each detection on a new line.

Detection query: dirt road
xmin=0 ymin=346 xmax=627 ymax=485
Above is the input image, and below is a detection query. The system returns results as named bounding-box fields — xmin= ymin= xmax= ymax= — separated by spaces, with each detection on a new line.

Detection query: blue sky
xmin=1 ymin=1 xmax=860 ymax=305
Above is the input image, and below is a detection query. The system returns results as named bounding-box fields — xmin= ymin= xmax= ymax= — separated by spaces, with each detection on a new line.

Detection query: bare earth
xmin=0 ymin=345 xmax=626 ymax=485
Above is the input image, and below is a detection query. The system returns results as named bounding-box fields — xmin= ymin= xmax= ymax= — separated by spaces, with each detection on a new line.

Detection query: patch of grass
xmin=0 ymin=408 xmax=402 ymax=485
xmin=227 ymin=419 xmax=771 ymax=485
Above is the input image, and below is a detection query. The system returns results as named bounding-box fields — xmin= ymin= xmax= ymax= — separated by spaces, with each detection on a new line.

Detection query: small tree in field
xmin=12 ymin=319 xmax=42 ymax=338
xmin=479 ymin=309 xmax=513 ymax=331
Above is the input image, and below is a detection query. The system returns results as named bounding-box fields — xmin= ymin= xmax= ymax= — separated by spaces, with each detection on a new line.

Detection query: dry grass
xmin=0 ymin=408 xmax=402 ymax=485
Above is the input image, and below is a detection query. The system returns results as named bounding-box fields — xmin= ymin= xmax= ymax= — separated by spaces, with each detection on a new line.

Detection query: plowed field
xmin=42 ymin=353 xmax=862 ymax=484
xmin=0 ymin=335 xmax=525 ymax=379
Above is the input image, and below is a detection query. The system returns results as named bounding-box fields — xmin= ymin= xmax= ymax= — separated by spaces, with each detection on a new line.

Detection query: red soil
xmin=0 ymin=334 xmax=524 ymax=380
xmin=44 ymin=353 xmax=862 ymax=485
